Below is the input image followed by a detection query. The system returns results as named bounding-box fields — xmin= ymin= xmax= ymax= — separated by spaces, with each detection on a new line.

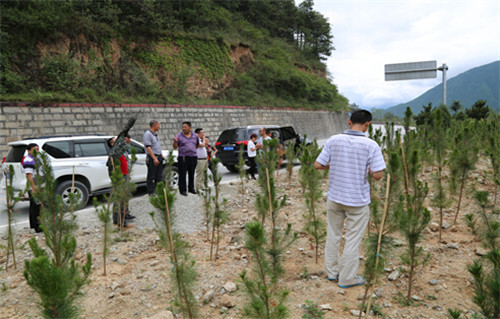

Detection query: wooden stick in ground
xmin=365 ymin=174 xmax=391 ymax=318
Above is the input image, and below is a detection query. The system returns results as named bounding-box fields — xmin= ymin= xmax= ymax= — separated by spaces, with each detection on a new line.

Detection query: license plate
xmin=224 ymin=146 xmax=234 ymax=151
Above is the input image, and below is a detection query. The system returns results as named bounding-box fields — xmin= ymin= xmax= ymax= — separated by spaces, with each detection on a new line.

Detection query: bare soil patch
xmin=1 ymin=158 xmax=495 ymax=319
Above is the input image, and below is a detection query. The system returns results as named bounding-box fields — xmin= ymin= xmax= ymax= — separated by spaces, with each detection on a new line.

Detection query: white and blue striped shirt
xmin=316 ymin=130 xmax=386 ymax=207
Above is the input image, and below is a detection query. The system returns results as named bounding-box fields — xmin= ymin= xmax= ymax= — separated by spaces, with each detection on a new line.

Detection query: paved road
xmin=4 ymin=131 xmax=405 ymax=233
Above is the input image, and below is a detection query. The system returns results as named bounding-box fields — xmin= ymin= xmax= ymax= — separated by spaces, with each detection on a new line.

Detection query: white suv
xmin=1 ymin=135 xmax=178 ymax=209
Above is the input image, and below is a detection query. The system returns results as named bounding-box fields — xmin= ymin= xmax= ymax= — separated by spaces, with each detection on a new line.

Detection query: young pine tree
xmin=285 ymin=141 xmax=296 ymax=185
xmin=24 ymin=151 xmax=92 ymax=319
xmin=209 ymin=157 xmax=229 ymax=260
xmin=467 ymin=191 xmax=499 ymax=319
xmin=150 ymin=181 xmax=199 ymax=318
xmin=256 ymin=139 xmax=282 ymax=227
xmin=429 ymin=108 xmax=449 ymax=241
xmin=199 ymin=162 xmax=212 ymax=241
xmin=3 ymin=165 xmax=26 ymax=270
xmin=236 ymin=145 xmax=247 ymax=199
xmin=483 ymin=113 xmax=500 ymax=208
xmin=239 ymin=221 xmax=293 ymax=319
xmin=299 ymin=140 xmax=326 ymax=263
xmin=93 ymin=192 xmax=112 ymax=276
xmin=449 ymin=120 xmax=479 ymax=224
xmin=397 ymin=180 xmax=431 ymax=304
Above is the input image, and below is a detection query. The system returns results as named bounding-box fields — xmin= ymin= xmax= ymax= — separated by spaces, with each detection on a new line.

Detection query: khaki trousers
xmin=195 ymin=159 xmax=208 ymax=190
xmin=324 ymin=199 xmax=369 ymax=285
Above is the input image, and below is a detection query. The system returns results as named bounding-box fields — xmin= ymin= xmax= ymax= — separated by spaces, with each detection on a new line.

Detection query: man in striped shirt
xmin=314 ymin=110 xmax=386 ymax=288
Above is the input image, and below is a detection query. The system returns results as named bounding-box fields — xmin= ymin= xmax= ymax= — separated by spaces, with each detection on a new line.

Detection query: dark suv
xmin=215 ymin=125 xmax=308 ymax=172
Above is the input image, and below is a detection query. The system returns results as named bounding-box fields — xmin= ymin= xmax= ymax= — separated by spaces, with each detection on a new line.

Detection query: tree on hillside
xmin=296 ymin=0 xmax=334 ymax=60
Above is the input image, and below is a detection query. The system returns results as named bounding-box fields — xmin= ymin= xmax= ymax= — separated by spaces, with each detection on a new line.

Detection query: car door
xmin=280 ymin=126 xmax=298 ymax=146
xmin=128 ymin=140 xmax=148 ymax=184
xmin=73 ymin=139 xmax=111 ymax=192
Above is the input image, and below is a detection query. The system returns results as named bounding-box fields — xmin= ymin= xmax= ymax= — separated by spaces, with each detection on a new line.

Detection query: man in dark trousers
xmin=23 ymin=143 xmax=42 ymax=233
xmin=143 ymin=120 xmax=164 ymax=195
xmin=173 ymin=121 xmax=199 ymax=196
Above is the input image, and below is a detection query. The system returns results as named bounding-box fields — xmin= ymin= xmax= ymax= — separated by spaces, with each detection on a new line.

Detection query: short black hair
xmin=107 ymin=138 xmax=115 ymax=148
xmin=149 ymin=120 xmax=159 ymax=127
xmin=350 ymin=110 xmax=372 ymax=124
xmin=194 ymin=128 xmax=203 ymax=134
xmin=265 ymin=129 xmax=271 ymax=135
xmin=182 ymin=121 xmax=192 ymax=127
xmin=26 ymin=143 xmax=39 ymax=151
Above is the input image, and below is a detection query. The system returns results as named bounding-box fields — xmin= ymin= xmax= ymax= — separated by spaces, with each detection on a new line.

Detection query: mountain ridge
xmin=384 ymin=60 xmax=499 ymax=116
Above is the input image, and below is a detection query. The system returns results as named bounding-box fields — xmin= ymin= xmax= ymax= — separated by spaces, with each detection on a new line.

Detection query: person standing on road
xmin=194 ymin=128 xmax=208 ymax=191
xmin=206 ymin=136 xmax=218 ymax=175
xmin=246 ymin=133 xmax=258 ymax=180
xmin=23 ymin=143 xmax=42 ymax=233
xmin=173 ymin=121 xmax=199 ymax=196
xmin=143 ymin=120 xmax=164 ymax=195
xmin=314 ymin=110 xmax=386 ymax=288
xmin=107 ymin=137 xmax=134 ymax=228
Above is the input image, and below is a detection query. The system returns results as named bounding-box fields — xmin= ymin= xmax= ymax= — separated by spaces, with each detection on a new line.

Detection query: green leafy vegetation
xmin=0 ymin=0 xmax=348 ymax=111
xmin=24 ymin=151 xmax=92 ymax=319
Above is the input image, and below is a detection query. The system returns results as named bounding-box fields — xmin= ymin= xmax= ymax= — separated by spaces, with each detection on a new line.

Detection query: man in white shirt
xmin=314 ymin=110 xmax=386 ymax=288
xmin=246 ymin=133 xmax=258 ymax=180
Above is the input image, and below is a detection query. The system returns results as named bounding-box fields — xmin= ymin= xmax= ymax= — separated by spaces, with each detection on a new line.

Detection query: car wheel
xmin=169 ymin=166 xmax=179 ymax=189
xmin=55 ymin=180 xmax=89 ymax=210
xmin=225 ymin=164 xmax=239 ymax=173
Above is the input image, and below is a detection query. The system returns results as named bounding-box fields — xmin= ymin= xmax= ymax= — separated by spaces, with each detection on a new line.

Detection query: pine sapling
xmin=24 ymin=151 xmax=92 ymax=319
xmin=285 ymin=141 xmax=295 ymax=185
xmin=429 ymin=108 xmax=449 ymax=241
xmin=239 ymin=221 xmax=293 ymax=319
xmin=199 ymin=164 xmax=212 ymax=241
xmin=3 ymin=165 xmax=26 ymax=270
xmin=236 ymin=146 xmax=247 ymax=200
xmin=209 ymin=157 xmax=229 ymax=260
xmin=256 ymin=139 xmax=281 ymax=227
xmin=467 ymin=191 xmax=499 ymax=318
xmin=397 ymin=180 xmax=431 ymax=304
xmin=93 ymin=192 xmax=113 ymax=276
xmin=449 ymin=120 xmax=479 ymax=224
xmin=150 ymin=182 xmax=199 ymax=318
xmin=299 ymin=140 xmax=326 ymax=263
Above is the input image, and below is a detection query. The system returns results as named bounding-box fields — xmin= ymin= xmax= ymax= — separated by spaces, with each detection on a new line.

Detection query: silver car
xmin=1 ymin=135 xmax=178 ymax=209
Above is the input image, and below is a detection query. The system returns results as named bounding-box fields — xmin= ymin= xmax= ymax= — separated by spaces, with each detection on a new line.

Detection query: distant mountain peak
xmin=384 ymin=60 xmax=499 ymax=117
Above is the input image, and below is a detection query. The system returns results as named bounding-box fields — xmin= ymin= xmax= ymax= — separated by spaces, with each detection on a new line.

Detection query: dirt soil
xmin=0 ymin=158 xmax=496 ymax=319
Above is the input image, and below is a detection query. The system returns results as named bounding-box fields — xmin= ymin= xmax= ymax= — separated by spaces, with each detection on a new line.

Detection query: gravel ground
xmin=74 ymin=190 xmax=205 ymax=233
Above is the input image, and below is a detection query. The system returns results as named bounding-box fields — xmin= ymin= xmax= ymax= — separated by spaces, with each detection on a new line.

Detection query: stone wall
xmin=0 ymin=103 xmax=348 ymax=156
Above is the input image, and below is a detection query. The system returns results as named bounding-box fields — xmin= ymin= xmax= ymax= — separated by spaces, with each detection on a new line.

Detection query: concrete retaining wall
xmin=0 ymin=103 xmax=348 ymax=156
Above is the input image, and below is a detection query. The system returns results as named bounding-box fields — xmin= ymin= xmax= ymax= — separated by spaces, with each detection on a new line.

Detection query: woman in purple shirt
xmin=173 ymin=121 xmax=199 ymax=196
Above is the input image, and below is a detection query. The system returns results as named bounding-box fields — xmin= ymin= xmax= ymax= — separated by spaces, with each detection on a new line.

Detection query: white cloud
xmin=313 ymin=0 xmax=500 ymax=109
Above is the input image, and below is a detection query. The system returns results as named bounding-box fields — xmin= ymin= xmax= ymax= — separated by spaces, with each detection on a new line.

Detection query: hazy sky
xmin=312 ymin=0 xmax=500 ymax=109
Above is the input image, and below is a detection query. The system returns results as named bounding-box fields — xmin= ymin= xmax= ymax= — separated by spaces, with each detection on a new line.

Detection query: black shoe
xmin=180 ymin=192 xmax=188 ymax=196
xmin=125 ymin=214 xmax=136 ymax=220
xmin=188 ymin=190 xmax=197 ymax=194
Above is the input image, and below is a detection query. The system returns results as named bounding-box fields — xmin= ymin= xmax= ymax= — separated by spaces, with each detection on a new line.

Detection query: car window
xmin=130 ymin=141 xmax=146 ymax=154
xmin=74 ymin=142 xmax=108 ymax=157
xmin=218 ymin=129 xmax=237 ymax=143
xmin=43 ymin=141 xmax=71 ymax=158
xmin=280 ymin=126 xmax=297 ymax=140
xmin=5 ymin=145 xmax=27 ymax=162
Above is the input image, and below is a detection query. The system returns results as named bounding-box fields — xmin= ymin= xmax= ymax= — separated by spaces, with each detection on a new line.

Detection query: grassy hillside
xmin=384 ymin=60 xmax=499 ymax=117
xmin=0 ymin=0 xmax=349 ymax=111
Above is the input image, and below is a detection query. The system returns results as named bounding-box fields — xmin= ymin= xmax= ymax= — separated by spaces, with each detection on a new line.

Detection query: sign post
xmin=385 ymin=60 xmax=448 ymax=106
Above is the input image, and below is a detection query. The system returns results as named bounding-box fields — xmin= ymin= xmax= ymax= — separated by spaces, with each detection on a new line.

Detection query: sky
xmin=312 ymin=0 xmax=500 ymax=109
